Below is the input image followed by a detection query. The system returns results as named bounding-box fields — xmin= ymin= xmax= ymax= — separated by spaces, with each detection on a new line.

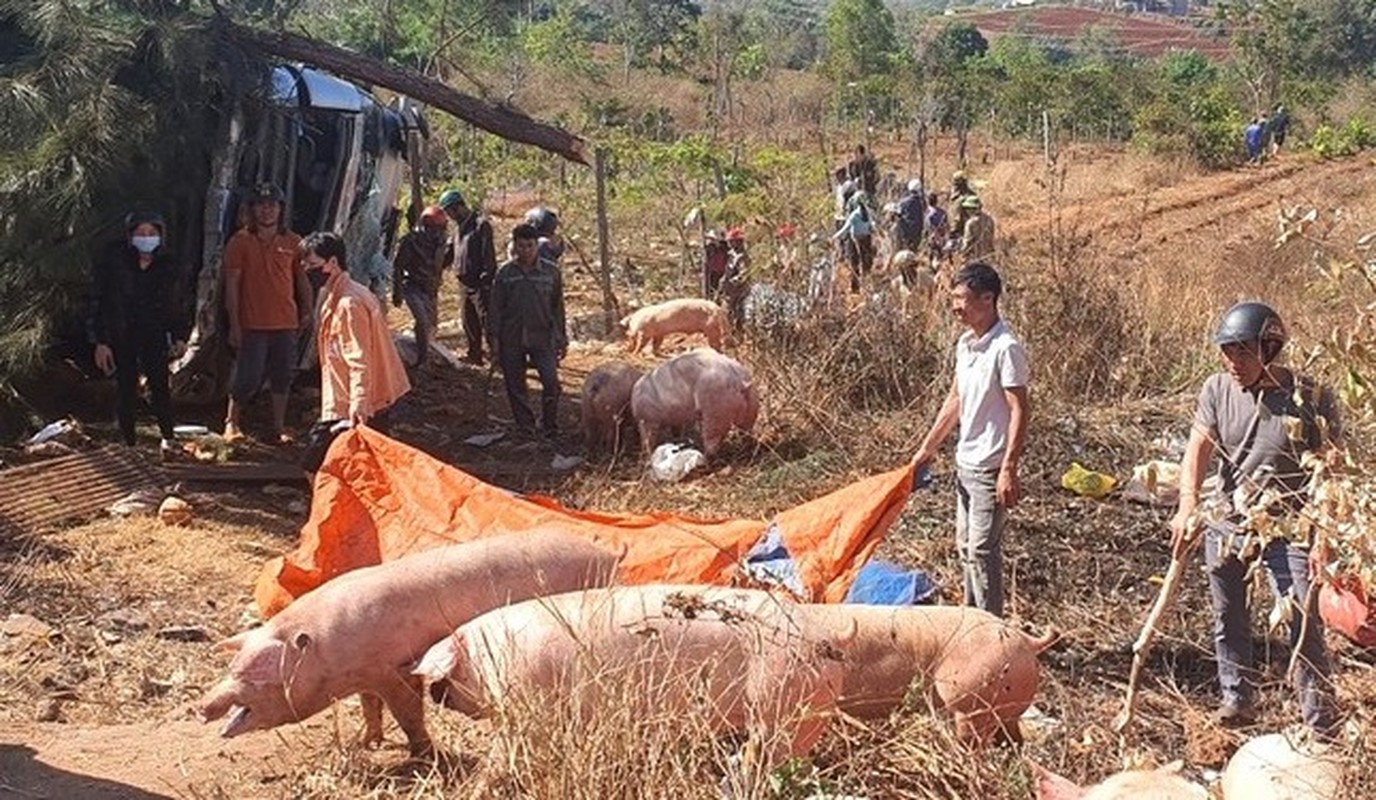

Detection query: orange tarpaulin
xmin=255 ymin=427 xmax=914 ymax=617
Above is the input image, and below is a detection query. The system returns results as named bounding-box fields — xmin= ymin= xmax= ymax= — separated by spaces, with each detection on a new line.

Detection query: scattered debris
xmin=2 ymin=613 xmax=54 ymax=639
xmin=1060 ymin=462 xmax=1117 ymax=499
xmin=262 ymin=483 xmax=300 ymax=497
xmin=26 ymin=418 xmax=77 ymax=447
xmin=109 ymin=488 xmax=166 ymax=517
xmin=287 ymin=500 xmax=309 ymax=515
xmin=157 ymin=496 xmax=193 ymax=526
xmin=464 ymin=431 xmax=506 ymax=448
xmin=649 ymin=443 xmax=706 ymax=483
xmin=24 ymin=440 xmax=77 ymax=458
xmin=172 ymin=424 xmax=210 ymax=438
xmin=550 ymin=454 xmax=583 ymax=471
xmin=156 ymin=625 xmax=211 ymax=643
xmin=36 ymin=698 xmax=64 ymax=723
xmin=98 ymin=609 xmax=150 ymax=632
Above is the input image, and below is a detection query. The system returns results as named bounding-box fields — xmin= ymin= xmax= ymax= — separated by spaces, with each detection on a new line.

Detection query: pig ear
xmin=229 ymin=640 xmax=287 ymax=685
xmin=1027 ymin=760 xmax=1085 ymax=800
xmin=413 ymin=633 xmax=462 ymax=680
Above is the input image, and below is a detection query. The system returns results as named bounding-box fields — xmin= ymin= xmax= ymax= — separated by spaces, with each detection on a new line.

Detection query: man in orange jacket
xmin=298 ymin=232 xmax=411 ymax=471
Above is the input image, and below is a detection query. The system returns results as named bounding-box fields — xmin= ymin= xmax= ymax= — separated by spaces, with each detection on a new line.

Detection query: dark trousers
xmin=849 ymin=234 xmax=875 ymax=292
xmin=300 ymin=406 xmax=395 ymax=473
xmin=462 ymin=287 xmax=490 ymax=363
xmin=113 ymin=335 xmax=174 ymax=445
xmin=1205 ymin=526 xmax=1336 ymax=732
xmin=498 ymin=345 xmax=560 ymax=432
xmin=401 ymin=284 xmax=438 ymax=365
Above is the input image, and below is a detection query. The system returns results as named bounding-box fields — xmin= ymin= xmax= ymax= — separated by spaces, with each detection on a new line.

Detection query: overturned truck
xmin=171 ymin=64 xmax=424 ymax=405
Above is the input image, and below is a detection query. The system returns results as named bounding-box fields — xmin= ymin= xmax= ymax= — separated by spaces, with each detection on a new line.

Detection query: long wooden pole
xmin=1114 ymin=534 xmax=1200 ymax=732
xmin=594 ymin=147 xmax=615 ymax=329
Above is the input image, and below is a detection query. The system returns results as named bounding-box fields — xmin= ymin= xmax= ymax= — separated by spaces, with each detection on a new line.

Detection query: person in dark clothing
xmin=525 ymin=206 xmax=565 ymax=265
xmin=439 ymin=187 xmax=497 ymax=365
xmin=1270 ymin=104 xmax=1290 ymax=153
xmin=88 ymin=211 xmax=189 ymax=451
xmin=391 ymin=204 xmax=448 ymax=366
xmin=847 ymin=144 xmax=879 ymax=196
xmin=893 ymin=179 xmax=926 ymax=254
xmin=702 ymin=229 xmax=730 ymax=300
xmin=489 ymin=224 xmax=568 ymax=438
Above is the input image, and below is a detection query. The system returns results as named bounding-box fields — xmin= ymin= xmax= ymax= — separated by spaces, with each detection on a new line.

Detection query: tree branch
xmin=218 ymin=19 xmax=588 ymax=165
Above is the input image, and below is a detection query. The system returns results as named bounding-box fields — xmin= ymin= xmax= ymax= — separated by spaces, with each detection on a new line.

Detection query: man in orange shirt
xmin=298 ymin=232 xmax=411 ymax=472
xmin=223 ymin=183 xmax=313 ymax=442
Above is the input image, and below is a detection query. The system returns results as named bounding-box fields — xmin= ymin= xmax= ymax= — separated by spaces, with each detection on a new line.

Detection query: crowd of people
xmin=87 ymin=156 xmax=1342 ymax=740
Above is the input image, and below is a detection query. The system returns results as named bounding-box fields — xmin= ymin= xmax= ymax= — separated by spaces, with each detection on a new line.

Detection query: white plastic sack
xmin=649 ymin=443 xmax=706 ymax=482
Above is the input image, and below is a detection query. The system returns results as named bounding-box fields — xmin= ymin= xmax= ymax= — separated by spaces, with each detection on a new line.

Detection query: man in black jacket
xmin=88 ymin=211 xmax=189 ymax=451
xmin=439 ymin=188 xmax=497 ymax=366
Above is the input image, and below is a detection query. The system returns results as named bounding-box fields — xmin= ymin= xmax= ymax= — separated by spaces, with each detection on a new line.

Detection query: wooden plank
xmin=164 ymin=461 xmax=308 ymax=484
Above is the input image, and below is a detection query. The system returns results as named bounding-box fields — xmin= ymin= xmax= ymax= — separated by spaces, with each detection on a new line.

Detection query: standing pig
xmin=580 ymin=361 xmax=643 ymax=454
xmin=415 ymin=585 xmax=852 ymax=765
xmin=631 ymin=349 xmax=759 ymax=458
xmin=621 ymin=298 xmax=727 ymax=355
xmin=800 ymin=604 xmax=1055 ymax=745
xmin=198 ymin=531 xmax=621 ymax=756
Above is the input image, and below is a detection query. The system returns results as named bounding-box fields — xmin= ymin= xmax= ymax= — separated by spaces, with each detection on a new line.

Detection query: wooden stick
xmin=1114 ymin=536 xmax=1198 ymax=732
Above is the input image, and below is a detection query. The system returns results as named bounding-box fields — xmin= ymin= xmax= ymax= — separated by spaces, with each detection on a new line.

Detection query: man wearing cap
xmin=1170 ymin=301 xmax=1341 ymax=736
xmin=702 ymin=229 xmax=730 ymax=300
xmin=223 ymin=183 xmax=312 ymax=443
xmin=439 ymin=188 xmax=497 ymax=366
xmin=959 ymin=196 xmax=996 ymax=264
xmin=392 ymin=204 xmax=448 ymax=366
xmin=524 ymin=206 xmax=565 ymax=265
xmin=88 ymin=210 xmax=189 ymax=452
xmin=949 ymin=170 xmax=976 ymax=207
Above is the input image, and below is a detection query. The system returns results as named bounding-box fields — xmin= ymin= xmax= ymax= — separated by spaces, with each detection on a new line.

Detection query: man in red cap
xmin=391 ymin=204 xmax=448 ymax=366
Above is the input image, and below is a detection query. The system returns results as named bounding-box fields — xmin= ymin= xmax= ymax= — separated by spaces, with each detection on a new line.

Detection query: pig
xmin=799 ymin=605 xmax=1055 ymax=745
xmin=631 ymin=349 xmax=759 ymax=458
xmin=621 ymin=298 xmax=727 ymax=355
xmin=579 ymin=361 xmax=643 ymax=454
xmin=1032 ymin=762 xmax=1208 ymax=800
xmin=415 ymin=585 xmax=853 ymax=765
xmin=198 ymin=531 xmax=621 ymax=756
xmin=1221 ymin=732 xmax=1343 ymax=799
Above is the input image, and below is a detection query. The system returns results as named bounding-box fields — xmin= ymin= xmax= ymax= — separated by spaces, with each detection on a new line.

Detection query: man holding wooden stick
xmin=1170 ymin=301 xmax=1340 ymax=736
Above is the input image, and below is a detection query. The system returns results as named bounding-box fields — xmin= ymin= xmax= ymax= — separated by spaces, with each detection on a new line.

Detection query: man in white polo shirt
xmin=911 ymin=262 xmax=1030 ymax=617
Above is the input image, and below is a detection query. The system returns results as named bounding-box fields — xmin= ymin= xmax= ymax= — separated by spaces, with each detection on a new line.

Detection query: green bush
xmin=1311 ymin=116 xmax=1376 ymax=159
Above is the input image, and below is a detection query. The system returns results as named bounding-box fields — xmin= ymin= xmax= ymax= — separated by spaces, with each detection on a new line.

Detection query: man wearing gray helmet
xmin=1171 ymin=301 xmax=1341 ymax=737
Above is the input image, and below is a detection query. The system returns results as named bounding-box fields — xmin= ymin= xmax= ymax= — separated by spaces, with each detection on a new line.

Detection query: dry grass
xmin=7 ymin=123 xmax=1376 ymax=796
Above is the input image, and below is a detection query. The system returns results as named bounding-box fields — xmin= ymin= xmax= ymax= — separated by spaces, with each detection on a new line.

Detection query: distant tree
xmin=823 ymin=0 xmax=899 ymax=81
xmin=915 ymin=22 xmax=990 ymax=165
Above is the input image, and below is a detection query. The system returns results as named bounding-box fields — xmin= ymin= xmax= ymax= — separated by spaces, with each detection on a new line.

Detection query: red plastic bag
xmin=1319 ymin=573 xmax=1376 ymax=647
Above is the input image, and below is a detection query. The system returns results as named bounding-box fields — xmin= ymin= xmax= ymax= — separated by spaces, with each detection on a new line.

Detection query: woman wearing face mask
xmin=87 ymin=211 xmax=189 ymax=452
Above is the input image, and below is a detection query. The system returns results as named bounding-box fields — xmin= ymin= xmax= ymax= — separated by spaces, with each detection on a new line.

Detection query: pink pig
xmin=630 ymin=349 xmax=759 ymax=458
xmin=198 ymin=531 xmax=621 ymax=755
xmin=621 ymin=298 xmax=727 ymax=355
xmin=415 ymin=585 xmax=854 ymax=765
xmin=1031 ymin=761 xmax=1208 ymax=800
xmin=801 ymin=605 xmax=1056 ymax=745
xmin=580 ymin=361 xmax=643 ymax=454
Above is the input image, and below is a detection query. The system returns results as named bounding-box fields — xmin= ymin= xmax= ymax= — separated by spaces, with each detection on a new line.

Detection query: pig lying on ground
xmin=801 ymin=605 xmax=1055 ymax=745
xmin=415 ymin=585 xmax=853 ymax=766
xmin=1032 ymin=762 xmax=1208 ymax=800
xmin=1221 ymin=732 xmax=1343 ymax=799
xmin=631 ymin=349 xmax=759 ymax=459
xmin=199 ymin=531 xmax=621 ymax=755
xmin=580 ymin=361 xmax=643 ymax=454
xmin=621 ymin=298 xmax=726 ymax=355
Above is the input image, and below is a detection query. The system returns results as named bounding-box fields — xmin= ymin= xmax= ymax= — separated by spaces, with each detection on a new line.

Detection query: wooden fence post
xmin=595 ymin=146 xmax=615 ymax=330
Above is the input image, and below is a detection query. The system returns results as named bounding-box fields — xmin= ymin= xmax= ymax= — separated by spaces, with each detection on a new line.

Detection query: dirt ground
xmin=3 ymin=144 xmax=1375 ymax=798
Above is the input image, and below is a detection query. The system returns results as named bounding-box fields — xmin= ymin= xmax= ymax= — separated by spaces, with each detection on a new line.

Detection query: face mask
xmin=131 ymin=236 xmax=161 ymax=254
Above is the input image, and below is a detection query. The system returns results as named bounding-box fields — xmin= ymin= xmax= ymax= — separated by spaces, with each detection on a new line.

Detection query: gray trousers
xmin=1205 ymin=525 xmax=1336 ymax=732
xmin=401 ymin=284 xmax=438 ymax=364
xmin=956 ymin=467 xmax=1005 ymax=617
